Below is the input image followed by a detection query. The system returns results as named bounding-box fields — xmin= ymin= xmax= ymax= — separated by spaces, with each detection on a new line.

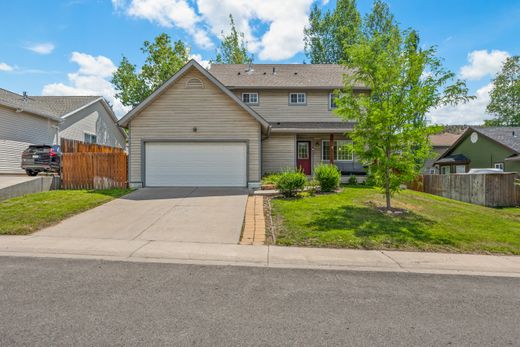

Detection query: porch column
xmin=329 ymin=133 xmax=334 ymax=165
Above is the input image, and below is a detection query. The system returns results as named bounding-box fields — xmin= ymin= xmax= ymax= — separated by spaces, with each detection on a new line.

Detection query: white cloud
xmin=428 ymin=83 xmax=494 ymax=125
xmin=196 ymin=0 xmax=312 ymax=60
xmin=189 ymin=54 xmax=210 ymax=69
xmin=42 ymin=52 xmax=129 ymax=117
xmin=112 ymin=0 xmax=313 ymax=60
xmin=25 ymin=42 xmax=55 ymax=55
xmin=0 ymin=62 xmax=14 ymax=71
xmin=115 ymin=0 xmax=214 ymax=49
xmin=459 ymin=49 xmax=510 ymax=80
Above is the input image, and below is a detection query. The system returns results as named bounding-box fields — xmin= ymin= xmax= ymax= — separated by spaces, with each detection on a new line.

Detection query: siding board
xmin=234 ymin=89 xmax=344 ymax=122
xmin=0 ymin=105 xmax=58 ymax=173
xmin=128 ymin=68 xmax=261 ymax=185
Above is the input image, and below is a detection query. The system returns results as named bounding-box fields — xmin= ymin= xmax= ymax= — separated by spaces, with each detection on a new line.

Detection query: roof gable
xmin=439 ymin=126 xmax=520 ymax=160
xmin=118 ymin=60 xmax=270 ymax=131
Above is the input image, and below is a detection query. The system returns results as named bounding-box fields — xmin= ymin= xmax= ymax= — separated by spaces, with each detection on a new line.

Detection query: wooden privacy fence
xmin=61 ymin=152 xmax=128 ymax=190
xmin=413 ymin=173 xmax=519 ymax=207
xmin=61 ymin=138 xmax=125 ymax=153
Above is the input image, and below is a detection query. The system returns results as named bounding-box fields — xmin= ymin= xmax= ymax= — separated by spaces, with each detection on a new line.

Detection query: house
xmin=0 ymin=88 xmax=126 ymax=174
xmin=118 ymin=60 xmax=368 ymax=188
xmin=422 ymin=132 xmax=462 ymax=174
xmin=434 ymin=126 xmax=520 ymax=174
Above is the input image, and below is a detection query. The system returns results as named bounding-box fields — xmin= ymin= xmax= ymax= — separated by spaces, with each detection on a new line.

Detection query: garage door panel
xmin=145 ymin=142 xmax=247 ymax=187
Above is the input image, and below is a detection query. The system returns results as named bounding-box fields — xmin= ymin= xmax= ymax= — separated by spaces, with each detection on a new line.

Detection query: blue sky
xmin=0 ymin=0 xmax=518 ymax=123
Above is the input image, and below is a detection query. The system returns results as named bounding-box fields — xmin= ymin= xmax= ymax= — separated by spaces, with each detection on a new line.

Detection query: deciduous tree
xmin=336 ymin=1 xmax=473 ymax=209
xmin=485 ymin=56 xmax=520 ymax=126
xmin=214 ymin=15 xmax=253 ymax=64
xmin=304 ymin=0 xmax=361 ymax=63
xmin=112 ymin=33 xmax=189 ymax=107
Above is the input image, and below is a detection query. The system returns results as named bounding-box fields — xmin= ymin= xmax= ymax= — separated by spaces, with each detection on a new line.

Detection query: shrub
xmin=314 ymin=164 xmax=341 ymax=192
xmin=262 ymin=172 xmax=283 ymax=185
xmin=276 ymin=170 xmax=307 ymax=198
xmin=348 ymin=175 xmax=357 ymax=185
xmin=365 ymin=173 xmax=376 ymax=186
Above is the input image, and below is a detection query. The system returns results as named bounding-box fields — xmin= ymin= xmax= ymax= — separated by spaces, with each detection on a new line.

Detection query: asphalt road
xmin=1 ymin=257 xmax=519 ymax=346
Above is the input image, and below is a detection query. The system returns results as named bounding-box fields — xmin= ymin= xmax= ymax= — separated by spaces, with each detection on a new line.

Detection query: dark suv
xmin=21 ymin=145 xmax=62 ymax=176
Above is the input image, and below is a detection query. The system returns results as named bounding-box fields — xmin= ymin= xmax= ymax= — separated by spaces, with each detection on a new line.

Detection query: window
xmin=297 ymin=142 xmax=309 ymax=159
xmin=455 ymin=165 xmax=466 ymax=173
xmin=242 ymin=92 xmax=259 ymax=105
xmin=494 ymin=162 xmax=504 ymax=170
xmin=322 ymin=140 xmax=353 ymax=161
xmin=84 ymin=133 xmax=97 ymax=144
xmin=440 ymin=166 xmax=450 ymax=174
xmin=329 ymin=93 xmax=338 ymax=109
xmin=289 ymin=92 xmax=306 ymax=105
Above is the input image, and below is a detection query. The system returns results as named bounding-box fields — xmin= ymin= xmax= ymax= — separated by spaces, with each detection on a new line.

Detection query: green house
xmin=435 ymin=127 xmax=520 ymax=174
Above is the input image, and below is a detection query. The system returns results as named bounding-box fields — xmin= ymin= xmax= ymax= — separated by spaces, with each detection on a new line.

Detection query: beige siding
xmin=0 ymin=105 xmax=59 ymax=173
xmin=59 ymin=101 xmax=126 ymax=149
xmin=234 ymin=89 xmax=342 ymax=122
xmin=128 ymin=68 xmax=261 ymax=185
xmin=262 ymin=133 xmax=296 ymax=174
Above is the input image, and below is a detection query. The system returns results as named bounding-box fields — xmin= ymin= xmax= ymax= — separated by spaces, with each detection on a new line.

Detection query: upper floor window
xmin=329 ymin=93 xmax=338 ymax=109
xmin=84 ymin=132 xmax=97 ymax=144
xmin=242 ymin=92 xmax=259 ymax=105
xmin=289 ymin=92 xmax=306 ymax=105
xmin=494 ymin=162 xmax=504 ymax=170
xmin=322 ymin=140 xmax=353 ymax=161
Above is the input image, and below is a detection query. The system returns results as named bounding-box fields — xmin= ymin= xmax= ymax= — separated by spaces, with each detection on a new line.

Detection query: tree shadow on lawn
xmin=305 ymin=204 xmax=456 ymax=247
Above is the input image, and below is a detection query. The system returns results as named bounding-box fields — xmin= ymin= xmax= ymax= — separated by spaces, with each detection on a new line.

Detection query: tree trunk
xmin=385 ymin=147 xmax=391 ymax=210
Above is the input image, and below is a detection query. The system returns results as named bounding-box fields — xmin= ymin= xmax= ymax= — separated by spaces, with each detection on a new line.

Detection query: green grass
xmin=0 ymin=189 xmax=133 ymax=235
xmin=271 ymin=186 xmax=520 ymax=255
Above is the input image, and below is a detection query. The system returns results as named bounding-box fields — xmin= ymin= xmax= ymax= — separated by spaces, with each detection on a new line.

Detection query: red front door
xmin=297 ymin=141 xmax=311 ymax=175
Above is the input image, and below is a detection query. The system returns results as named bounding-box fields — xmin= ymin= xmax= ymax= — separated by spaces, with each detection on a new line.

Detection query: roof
xmin=32 ymin=95 xmax=100 ymax=117
xmin=208 ymin=64 xmax=366 ymax=90
xmin=438 ymin=126 xmax=520 ymax=162
xmin=471 ymin=126 xmax=520 ymax=152
xmin=429 ymin=133 xmax=461 ymax=147
xmin=270 ymin=121 xmax=355 ymax=133
xmin=0 ymin=88 xmax=100 ymax=120
xmin=118 ymin=59 xmax=270 ymax=132
xmin=435 ymin=154 xmax=471 ymax=164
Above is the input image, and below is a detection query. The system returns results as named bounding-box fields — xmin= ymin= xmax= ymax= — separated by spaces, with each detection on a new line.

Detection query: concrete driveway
xmin=36 ymin=187 xmax=248 ymax=244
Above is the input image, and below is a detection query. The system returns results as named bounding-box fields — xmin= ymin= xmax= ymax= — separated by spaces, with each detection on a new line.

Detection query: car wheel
xmin=26 ymin=170 xmax=38 ymax=176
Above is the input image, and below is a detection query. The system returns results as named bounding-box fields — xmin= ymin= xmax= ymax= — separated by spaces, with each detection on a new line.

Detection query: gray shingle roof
xmin=209 ymin=64 xmax=365 ymax=89
xmin=32 ymin=95 xmax=100 ymax=117
xmin=473 ymin=126 xmax=520 ymax=153
xmin=0 ymin=88 xmax=100 ymax=119
xmin=270 ymin=121 xmax=355 ymax=133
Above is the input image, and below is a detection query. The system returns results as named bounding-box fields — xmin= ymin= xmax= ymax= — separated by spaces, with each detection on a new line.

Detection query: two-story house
xmin=119 ymin=60 xmax=367 ymax=188
xmin=0 ymin=88 xmax=127 ymax=174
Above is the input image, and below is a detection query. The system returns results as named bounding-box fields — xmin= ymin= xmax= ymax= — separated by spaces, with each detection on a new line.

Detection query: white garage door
xmin=145 ymin=142 xmax=247 ymax=187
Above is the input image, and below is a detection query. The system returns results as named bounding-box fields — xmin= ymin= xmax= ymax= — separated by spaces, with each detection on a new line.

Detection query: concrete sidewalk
xmin=1 ymin=235 xmax=519 ymax=277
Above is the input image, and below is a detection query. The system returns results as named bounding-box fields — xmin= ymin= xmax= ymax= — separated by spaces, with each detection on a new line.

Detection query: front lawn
xmin=271 ymin=187 xmax=520 ymax=255
xmin=0 ymin=189 xmax=132 ymax=235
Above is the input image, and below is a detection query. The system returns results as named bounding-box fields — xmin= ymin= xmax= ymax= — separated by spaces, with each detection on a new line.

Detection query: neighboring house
xmin=119 ymin=60 xmax=369 ymax=188
xmin=423 ymin=132 xmax=462 ymax=174
xmin=0 ymin=88 xmax=126 ymax=174
xmin=434 ymin=126 xmax=520 ymax=174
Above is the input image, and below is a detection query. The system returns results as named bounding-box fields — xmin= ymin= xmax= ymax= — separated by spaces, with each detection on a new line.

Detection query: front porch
xmin=261 ymin=122 xmax=367 ymax=178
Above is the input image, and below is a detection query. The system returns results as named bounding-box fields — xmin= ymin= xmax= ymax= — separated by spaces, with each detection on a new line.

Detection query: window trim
xmin=288 ymin=92 xmax=307 ymax=105
xmin=494 ymin=162 xmax=504 ymax=170
xmin=328 ymin=93 xmax=338 ymax=110
xmin=321 ymin=140 xmax=353 ymax=162
xmin=242 ymin=92 xmax=259 ymax=105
